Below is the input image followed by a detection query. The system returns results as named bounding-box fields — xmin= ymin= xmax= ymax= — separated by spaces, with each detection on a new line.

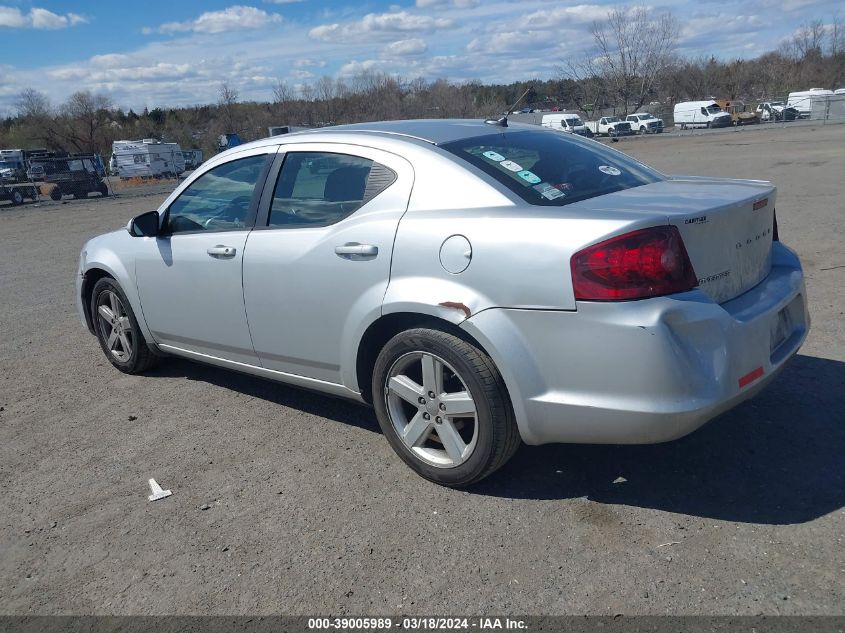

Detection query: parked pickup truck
xmin=625 ymin=112 xmax=664 ymax=134
xmin=585 ymin=117 xmax=634 ymax=139
xmin=756 ymin=102 xmax=799 ymax=122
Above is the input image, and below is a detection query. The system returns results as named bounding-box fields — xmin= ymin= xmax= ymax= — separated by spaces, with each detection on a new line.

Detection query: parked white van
xmin=787 ymin=89 xmax=834 ymax=118
xmin=673 ymin=101 xmax=732 ymax=129
xmin=540 ymin=113 xmax=588 ymax=136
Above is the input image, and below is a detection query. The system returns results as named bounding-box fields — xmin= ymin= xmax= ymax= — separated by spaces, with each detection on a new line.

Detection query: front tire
xmin=91 ymin=278 xmax=159 ymax=374
xmin=372 ymin=327 xmax=520 ymax=487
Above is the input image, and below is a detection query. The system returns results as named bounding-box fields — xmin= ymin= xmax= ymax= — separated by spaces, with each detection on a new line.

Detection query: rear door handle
xmin=207 ymin=245 xmax=237 ymax=258
xmin=335 ymin=243 xmax=378 ymax=259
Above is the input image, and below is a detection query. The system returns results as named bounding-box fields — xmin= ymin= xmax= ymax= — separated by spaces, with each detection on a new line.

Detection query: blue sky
xmin=0 ymin=0 xmax=840 ymax=114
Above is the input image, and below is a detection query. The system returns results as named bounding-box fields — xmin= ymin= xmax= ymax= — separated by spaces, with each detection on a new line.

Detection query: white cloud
xmin=309 ymin=10 xmax=454 ymax=42
xmin=156 ymin=5 xmax=282 ymax=35
xmin=293 ymin=58 xmax=327 ymax=68
xmin=467 ymin=30 xmax=558 ymax=55
xmin=338 ymin=59 xmax=386 ymax=76
xmin=264 ymin=0 xmax=304 ymax=3
xmin=383 ymin=38 xmax=428 ymax=56
xmin=518 ymin=4 xmax=608 ymax=29
xmin=0 ymin=6 xmax=88 ymax=30
xmin=415 ymin=0 xmax=479 ymax=7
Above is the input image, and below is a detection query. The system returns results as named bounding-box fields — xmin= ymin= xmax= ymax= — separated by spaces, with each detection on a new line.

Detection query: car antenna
xmin=485 ymin=86 xmax=532 ymax=127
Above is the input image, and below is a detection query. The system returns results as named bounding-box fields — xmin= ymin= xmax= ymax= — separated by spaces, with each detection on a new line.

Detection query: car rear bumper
xmin=461 ymin=242 xmax=809 ymax=445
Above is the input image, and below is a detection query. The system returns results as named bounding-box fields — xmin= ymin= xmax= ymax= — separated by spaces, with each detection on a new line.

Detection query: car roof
xmin=237 ymin=118 xmax=538 ymax=151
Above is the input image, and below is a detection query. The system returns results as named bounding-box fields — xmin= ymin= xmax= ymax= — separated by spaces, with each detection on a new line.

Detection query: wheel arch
xmin=355 ymin=311 xmax=494 ymax=406
xmin=79 ymin=248 xmax=156 ymax=349
xmin=80 ymin=267 xmax=114 ymax=333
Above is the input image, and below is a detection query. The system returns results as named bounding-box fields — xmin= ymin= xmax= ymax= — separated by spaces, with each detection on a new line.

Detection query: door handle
xmin=335 ymin=243 xmax=378 ymax=259
xmin=207 ymin=245 xmax=237 ymax=258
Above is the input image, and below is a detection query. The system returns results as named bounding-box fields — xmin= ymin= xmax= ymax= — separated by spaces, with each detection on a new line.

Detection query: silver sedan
xmin=76 ymin=119 xmax=809 ymax=486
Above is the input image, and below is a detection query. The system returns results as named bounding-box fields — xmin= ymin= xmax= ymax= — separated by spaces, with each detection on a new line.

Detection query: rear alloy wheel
xmin=11 ymin=189 xmax=24 ymax=205
xmin=373 ymin=327 xmax=519 ymax=486
xmin=91 ymin=278 xmax=158 ymax=374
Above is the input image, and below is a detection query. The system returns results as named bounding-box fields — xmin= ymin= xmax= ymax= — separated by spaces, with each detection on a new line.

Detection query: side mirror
xmin=128 ymin=210 xmax=160 ymax=237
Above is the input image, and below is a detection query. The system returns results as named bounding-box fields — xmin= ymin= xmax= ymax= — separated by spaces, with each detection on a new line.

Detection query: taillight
xmin=571 ymin=226 xmax=698 ymax=301
xmin=772 ymin=209 xmax=779 ymax=241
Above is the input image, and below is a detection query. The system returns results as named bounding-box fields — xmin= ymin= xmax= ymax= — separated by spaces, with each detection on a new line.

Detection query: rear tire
xmin=91 ymin=278 xmax=159 ymax=374
xmin=11 ymin=189 xmax=23 ymax=205
xmin=372 ymin=327 xmax=520 ymax=487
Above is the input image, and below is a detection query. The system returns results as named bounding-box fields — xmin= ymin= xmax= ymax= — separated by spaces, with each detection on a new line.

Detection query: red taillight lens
xmin=772 ymin=209 xmax=779 ymax=241
xmin=571 ymin=226 xmax=698 ymax=301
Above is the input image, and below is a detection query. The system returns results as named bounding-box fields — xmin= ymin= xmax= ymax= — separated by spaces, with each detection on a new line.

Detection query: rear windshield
xmin=440 ymin=129 xmax=662 ymax=207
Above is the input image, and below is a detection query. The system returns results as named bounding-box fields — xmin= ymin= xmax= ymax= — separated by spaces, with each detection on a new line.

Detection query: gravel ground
xmin=1 ymin=124 xmax=843 ymax=616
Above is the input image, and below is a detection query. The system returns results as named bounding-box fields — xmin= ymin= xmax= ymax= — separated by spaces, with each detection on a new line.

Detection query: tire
xmin=98 ymin=182 xmax=109 ymax=197
xmin=372 ymin=326 xmax=520 ymax=487
xmin=11 ymin=189 xmax=23 ymax=205
xmin=705 ymin=121 xmax=711 ymax=129
xmin=49 ymin=187 xmax=62 ymax=201
xmin=90 ymin=278 xmax=159 ymax=374
xmin=639 ymin=126 xmax=646 ymax=135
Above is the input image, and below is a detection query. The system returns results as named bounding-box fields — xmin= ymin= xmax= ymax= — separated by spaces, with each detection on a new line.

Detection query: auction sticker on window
xmin=482 ymin=150 xmax=506 ymax=162
xmin=500 ymin=160 xmax=522 ymax=172
xmin=598 ymin=165 xmax=622 ymax=176
xmin=517 ymin=170 xmax=541 ymax=184
xmin=533 ymin=183 xmax=565 ymax=200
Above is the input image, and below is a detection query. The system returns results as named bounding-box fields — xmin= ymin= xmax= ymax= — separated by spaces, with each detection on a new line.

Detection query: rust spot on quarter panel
xmin=438 ymin=301 xmax=471 ymax=319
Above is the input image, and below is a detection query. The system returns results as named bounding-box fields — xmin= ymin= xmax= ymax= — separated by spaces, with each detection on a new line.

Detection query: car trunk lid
xmin=570 ymin=177 xmax=776 ymax=303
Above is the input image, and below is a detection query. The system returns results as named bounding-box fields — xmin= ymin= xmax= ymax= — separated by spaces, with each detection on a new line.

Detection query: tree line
xmin=1 ymin=10 xmax=842 ymax=158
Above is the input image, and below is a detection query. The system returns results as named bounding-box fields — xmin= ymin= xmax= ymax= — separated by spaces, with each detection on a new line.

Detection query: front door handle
xmin=207 ymin=245 xmax=237 ymax=258
xmin=335 ymin=243 xmax=378 ymax=259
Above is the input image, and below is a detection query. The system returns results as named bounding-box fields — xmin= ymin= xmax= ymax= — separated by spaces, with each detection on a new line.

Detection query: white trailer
xmin=111 ymin=139 xmax=185 ymax=179
xmin=673 ymin=101 xmax=732 ymax=129
xmin=787 ymin=89 xmax=834 ymax=118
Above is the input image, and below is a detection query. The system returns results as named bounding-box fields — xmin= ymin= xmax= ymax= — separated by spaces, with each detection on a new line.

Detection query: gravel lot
xmin=1 ymin=123 xmax=843 ymax=616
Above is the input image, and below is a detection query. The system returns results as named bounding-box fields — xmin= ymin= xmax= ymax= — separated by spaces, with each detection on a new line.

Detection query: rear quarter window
xmin=440 ymin=130 xmax=661 ymax=207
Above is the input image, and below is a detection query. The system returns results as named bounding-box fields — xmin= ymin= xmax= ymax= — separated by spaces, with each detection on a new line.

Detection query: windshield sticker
xmin=483 ymin=150 xmax=506 ymax=162
xmin=500 ymin=160 xmax=522 ymax=172
xmin=533 ymin=183 xmax=565 ymax=200
xmin=598 ymin=165 xmax=622 ymax=176
xmin=517 ymin=170 xmax=541 ymax=184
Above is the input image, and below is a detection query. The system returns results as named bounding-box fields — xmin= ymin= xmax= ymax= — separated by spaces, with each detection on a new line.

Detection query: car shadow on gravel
xmin=146 ymin=359 xmax=381 ymax=434
xmin=472 ymin=354 xmax=845 ymax=525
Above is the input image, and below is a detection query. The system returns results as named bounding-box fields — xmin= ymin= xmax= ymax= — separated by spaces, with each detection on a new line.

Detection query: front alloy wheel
xmin=372 ymin=326 xmax=520 ymax=486
xmin=91 ymin=277 xmax=158 ymax=374
xmin=96 ymin=290 xmax=133 ymax=363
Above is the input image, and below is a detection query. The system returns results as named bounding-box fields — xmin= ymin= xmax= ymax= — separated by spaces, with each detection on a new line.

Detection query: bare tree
xmin=218 ymin=82 xmax=239 ymax=131
xmin=589 ymin=6 xmax=680 ymax=115
xmin=273 ymin=80 xmax=293 ymax=103
xmin=829 ymin=12 xmax=843 ymax=57
xmin=792 ymin=20 xmax=826 ymax=59
xmin=58 ymin=90 xmax=114 ymax=152
xmin=16 ymin=88 xmax=51 ymax=119
xmin=558 ymin=54 xmax=608 ymax=115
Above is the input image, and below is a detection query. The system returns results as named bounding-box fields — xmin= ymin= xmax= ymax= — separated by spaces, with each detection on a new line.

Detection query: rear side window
xmin=268 ymin=152 xmax=396 ymax=228
xmin=440 ymin=130 xmax=662 ymax=207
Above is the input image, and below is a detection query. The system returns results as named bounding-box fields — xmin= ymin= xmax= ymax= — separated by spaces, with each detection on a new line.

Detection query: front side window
xmin=440 ymin=130 xmax=662 ymax=207
xmin=165 ymin=154 xmax=268 ymax=233
xmin=268 ymin=152 xmax=395 ymax=228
